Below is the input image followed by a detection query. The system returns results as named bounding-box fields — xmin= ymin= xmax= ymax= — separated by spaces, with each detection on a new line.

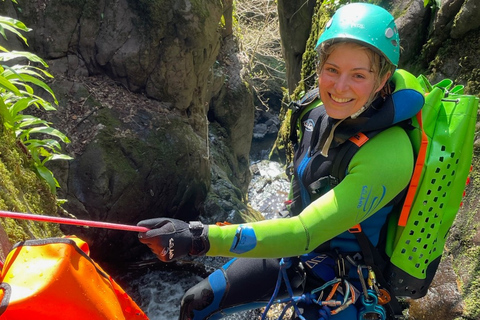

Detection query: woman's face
xmin=318 ymin=42 xmax=388 ymax=119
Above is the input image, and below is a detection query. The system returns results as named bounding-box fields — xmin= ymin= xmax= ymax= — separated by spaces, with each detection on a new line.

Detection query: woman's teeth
xmin=331 ymin=95 xmax=351 ymax=103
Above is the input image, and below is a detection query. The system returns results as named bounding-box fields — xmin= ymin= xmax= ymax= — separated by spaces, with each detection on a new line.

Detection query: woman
xmin=138 ymin=3 xmax=424 ymax=319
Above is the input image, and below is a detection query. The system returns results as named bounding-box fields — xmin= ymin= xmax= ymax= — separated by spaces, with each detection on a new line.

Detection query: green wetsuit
xmin=206 ymin=125 xmax=413 ymax=258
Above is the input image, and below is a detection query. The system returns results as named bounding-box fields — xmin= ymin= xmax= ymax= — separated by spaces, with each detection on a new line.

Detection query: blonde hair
xmin=316 ymin=41 xmax=396 ymax=105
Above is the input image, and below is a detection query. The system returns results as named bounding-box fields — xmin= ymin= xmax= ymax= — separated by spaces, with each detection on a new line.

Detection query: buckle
xmin=189 ymin=221 xmax=204 ymax=236
xmin=348 ymin=224 xmax=362 ymax=233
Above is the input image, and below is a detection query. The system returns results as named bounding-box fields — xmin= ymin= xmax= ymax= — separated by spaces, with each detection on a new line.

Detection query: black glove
xmin=137 ymin=218 xmax=209 ymax=262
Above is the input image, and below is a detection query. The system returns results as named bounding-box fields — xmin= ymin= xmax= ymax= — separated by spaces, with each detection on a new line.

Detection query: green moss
xmin=271 ymin=0 xmax=335 ymax=163
xmin=443 ymin=151 xmax=480 ymax=319
xmin=239 ymin=205 xmax=264 ymax=223
xmin=423 ymin=30 xmax=480 ymax=95
xmin=388 ymin=0 xmax=412 ymax=20
xmin=293 ymin=0 xmax=333 ymax=99
xmin=0 ymin=126 xmax=62 ymax=244
xmin=457 ymin=245 xmax=480 ymax=319
xmin=189 ymin=0 xmax=211 ymax=21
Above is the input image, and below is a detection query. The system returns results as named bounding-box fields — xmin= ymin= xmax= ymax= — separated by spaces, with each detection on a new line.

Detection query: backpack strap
xmin=330 ymin=132 xmax=374 ymax=182
xmin=308 ymin=131 xmax=380 ymax=194
xmin=350 ymin=226 xmax=405 ymax=318
xmin=398 ymin=111 xmax=428 ymax=226
xmin=289 ymin=88 xmax=320 ymax=145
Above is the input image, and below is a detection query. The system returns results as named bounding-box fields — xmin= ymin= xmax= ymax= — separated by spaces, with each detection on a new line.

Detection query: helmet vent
xmin=385 ymin=28 xmax=395 ymax=39
xmin=326 ymin=18 xmax=333 ymax=29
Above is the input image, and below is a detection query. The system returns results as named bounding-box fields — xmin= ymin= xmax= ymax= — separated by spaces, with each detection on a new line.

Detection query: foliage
xmin=424 ymin=0 xmax=441 ymax=10
xmin=236 ymin=0 xmax=285 ymax=109
xmin=0 ymin=15 xmax=72 ymax=195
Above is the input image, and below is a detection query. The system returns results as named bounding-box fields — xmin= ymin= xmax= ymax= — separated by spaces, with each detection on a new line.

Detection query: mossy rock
xmin=0 ymin=125 xmax=63 ymax=256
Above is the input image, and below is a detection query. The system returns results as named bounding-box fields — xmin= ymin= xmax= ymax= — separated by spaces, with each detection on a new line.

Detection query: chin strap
xmin=320 ymin=117 xmax=346 ymax=157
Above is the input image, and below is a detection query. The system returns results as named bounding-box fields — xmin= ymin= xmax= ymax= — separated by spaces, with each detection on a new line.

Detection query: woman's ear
xmin=375 ymin=71 xmax=392 ymax=93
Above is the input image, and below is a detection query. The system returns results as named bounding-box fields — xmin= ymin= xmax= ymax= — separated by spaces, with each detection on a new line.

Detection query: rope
xmin=261 ymin=258 xmax=306 ymax=320
xmin=261 ymin=257 xmax=365 ymax=320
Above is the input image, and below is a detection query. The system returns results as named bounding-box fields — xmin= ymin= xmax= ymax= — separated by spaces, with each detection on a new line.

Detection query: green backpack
xmin=383 ymin=74 xmax=478 ymax=298
xmin=289 ymin=70 xmax=479 ymax=301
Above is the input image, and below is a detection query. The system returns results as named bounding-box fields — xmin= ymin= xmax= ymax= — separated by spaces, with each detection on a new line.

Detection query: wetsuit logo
xmin=303 ymin=119 xmax=315 ymax=132
xmin=356 ymin=185 xmax=386 ymax=221
xmin=162 ymin=238 xmax=175 ymax=260
xmin=304 ymin=254 xmax=328 ymax=269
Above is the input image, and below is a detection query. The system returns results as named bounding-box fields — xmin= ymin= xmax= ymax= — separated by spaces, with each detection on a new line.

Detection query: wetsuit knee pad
xmin=179 ymin=269 xmax=227 ymax=320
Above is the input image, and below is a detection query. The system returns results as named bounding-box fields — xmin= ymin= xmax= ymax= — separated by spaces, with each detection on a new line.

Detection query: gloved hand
xmin=137 ymin=218 xmax=209 ymax=262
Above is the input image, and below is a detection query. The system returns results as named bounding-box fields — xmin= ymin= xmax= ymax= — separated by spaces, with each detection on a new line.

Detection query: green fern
xmin=0 ymin=15 xmax=72 ymax=195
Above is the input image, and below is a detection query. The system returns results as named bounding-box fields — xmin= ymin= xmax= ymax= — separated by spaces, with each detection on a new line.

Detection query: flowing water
xmin=119 ymin=160 xmax=290 ymax=320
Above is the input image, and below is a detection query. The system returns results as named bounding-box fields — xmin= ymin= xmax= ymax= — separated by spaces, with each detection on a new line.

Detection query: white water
xmin=120 ymin=259 xmax=260 ymax=320
xmin=129 ymin=269 xmax=202 ymax=319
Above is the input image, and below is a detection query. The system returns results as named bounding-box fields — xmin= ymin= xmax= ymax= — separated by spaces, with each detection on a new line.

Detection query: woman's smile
xmin=329 ymin=94 xmax=353 ymax=104
xmin=318 ymin=42 xmax=387 ymax=119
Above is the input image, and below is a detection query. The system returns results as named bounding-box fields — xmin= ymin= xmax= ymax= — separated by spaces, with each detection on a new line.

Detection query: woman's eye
xmin=354 ymin=73 xmax=366 ymax=79
xmin=326 ymin=67 xmax=338 ymax=73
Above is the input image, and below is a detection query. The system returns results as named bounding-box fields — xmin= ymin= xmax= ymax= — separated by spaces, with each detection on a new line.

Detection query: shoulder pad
xmin=290 ymin=88 xmax=320 ymax=112
xmin=392 ymin=69 xmax=425 ymax=94
xmin=390 ymin=69 xmax=425 ymax=124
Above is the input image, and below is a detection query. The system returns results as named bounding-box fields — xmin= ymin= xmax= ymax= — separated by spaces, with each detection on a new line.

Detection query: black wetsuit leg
xmin=178 ymin=257 xmax=305 ymax=320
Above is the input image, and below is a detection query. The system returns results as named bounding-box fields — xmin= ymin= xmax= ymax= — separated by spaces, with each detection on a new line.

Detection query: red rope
xmin=0 ymin=210 xmax=149 ymax=232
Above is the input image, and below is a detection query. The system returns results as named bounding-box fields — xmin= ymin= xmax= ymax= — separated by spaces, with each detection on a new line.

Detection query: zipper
xmin=297 ymin=147 xmax=312 ymax=209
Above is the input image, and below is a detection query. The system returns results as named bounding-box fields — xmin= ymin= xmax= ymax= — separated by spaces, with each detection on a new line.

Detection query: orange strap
xmin=348 ymin=132 xmax=369 ymax=147
xmin=215 ymin=221 xmax=232 ymax=226
xmin=398 ymin=111 xmax=428 ymax=227
xmin=348 ymin=224 xmax=362 ymax=233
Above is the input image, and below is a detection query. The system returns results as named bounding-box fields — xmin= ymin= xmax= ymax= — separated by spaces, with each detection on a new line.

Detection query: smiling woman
xmin=317 ymin=42 xmax=391 ymax=120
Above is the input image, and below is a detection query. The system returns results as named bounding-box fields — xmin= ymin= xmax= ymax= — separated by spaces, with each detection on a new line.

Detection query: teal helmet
xmin=315 ymin=3 xmax=400 ymax=66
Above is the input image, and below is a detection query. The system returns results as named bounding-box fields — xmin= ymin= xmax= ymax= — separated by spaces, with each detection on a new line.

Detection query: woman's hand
xmin=137 ymin=218 xmax=209 ymax=262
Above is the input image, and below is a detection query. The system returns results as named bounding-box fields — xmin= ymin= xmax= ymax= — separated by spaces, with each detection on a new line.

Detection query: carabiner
xmin=358 ymin=290 xmax=386 ymax=320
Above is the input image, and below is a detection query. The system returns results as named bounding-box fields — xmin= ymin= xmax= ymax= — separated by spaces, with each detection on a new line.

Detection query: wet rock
xmin=406 ymin=255 xmax=464 ymax=319
xmin=248 ymin=160 xmax=290 ymax=219
xmin=451 ymin=0 xmax=480 ymax=39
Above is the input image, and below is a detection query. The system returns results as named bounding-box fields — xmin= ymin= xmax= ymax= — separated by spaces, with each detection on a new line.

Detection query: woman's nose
xmin=333 ymin=74 xmax=349 ymax=92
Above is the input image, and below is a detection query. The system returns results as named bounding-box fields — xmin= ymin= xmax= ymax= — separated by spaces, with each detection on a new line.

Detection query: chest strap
xmin=308 ymin=131 xmax=378 ymax=194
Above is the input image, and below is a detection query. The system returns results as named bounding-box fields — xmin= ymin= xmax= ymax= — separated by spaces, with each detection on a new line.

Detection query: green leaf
xmin=0 ymin=14 xmax=70 ymax=194
xmin=0 ymin=21 xmax=29 ymax=45
xmin=50 ymin=153 xmax=73 ymax=161
xmin=21 ymin=126 xmax=71 ymax=143
xmin=15 ymin=115 xmax=49 ymax=129
xmin=10 ymin=73 xmax=57 ymax=104
xmin=0 ymin=74 xmax=21 ymax=95
xmin=23 ymin=138 xmax=62 ymax=152
xmin=34 ymin=164 xmax=58 ymax=194
xmin=4 ymin=70 xmax=58 ymax=104
xmin=10 ymin=97 xmax=35 ymax=116
xmin=0 ymin=98 xmax=14 ymax=126
xmin=0 ymin=50 xmax=49 ymax=67
xmin=0 ymin=16 xmax=31 ymax=32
